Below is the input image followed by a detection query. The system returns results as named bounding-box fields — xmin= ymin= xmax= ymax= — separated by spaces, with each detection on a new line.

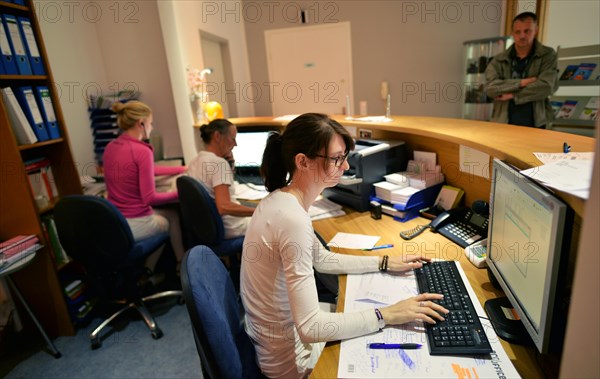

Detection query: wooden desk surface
xmin=310 ymin=210 xmax=548 ymax=379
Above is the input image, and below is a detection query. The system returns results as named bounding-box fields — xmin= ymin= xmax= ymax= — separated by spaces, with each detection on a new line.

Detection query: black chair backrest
xmin=180 ymin=245 xmax=262 ymax=379
xmin=176 ymin=176 xmax=224 ymax=248
xmin=54 ymin=195 xmax=135 ymax=273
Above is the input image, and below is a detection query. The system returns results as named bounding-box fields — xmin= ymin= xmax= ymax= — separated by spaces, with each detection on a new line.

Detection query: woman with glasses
xmin=240 ymin=113 xmax=448 ymax=379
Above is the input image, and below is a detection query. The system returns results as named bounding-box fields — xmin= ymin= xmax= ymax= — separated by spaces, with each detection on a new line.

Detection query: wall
xmin=35 ymin=1 xmax=106 ymax=175
xmin=37 ymin=0 xmax=181 ymax=172
xmin=157 ymin=0 xmax=253 ymax=164
xmin=243 ymin=0 xmax=504 ymax=118
xmin=545 ymin=0 xmax=600 ymax=48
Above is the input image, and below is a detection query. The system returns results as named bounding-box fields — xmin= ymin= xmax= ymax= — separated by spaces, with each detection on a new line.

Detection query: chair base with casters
xmin=53 ymin=195 xmax=184 ymax=350
xmin=89 ymin=290 xmax=183 ymax=349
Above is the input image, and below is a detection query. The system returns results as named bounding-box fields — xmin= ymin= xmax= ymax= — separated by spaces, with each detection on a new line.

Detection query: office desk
xmin=310 ymin=210 xmax=548 ymax=378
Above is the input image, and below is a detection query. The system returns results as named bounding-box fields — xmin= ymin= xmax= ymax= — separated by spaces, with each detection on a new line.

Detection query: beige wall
xmin=36 ymin=1 xmax=107 ymax=175
xmin=546 ymin=0 xmax=600 ymax=48
xmin=243 ymin=0 xmax=504 ymax=117
xmin=157 ymin=0 xmax=253 ymax=163
xmin=37 ymin=0 xmax=181 ymax=170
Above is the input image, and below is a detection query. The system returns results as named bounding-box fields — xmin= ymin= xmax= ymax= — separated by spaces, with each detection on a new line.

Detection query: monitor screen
xmin=485 ymin=159 xmax=572 ymax=353
xmin=232 ymin=131 xmax=271 ymax=169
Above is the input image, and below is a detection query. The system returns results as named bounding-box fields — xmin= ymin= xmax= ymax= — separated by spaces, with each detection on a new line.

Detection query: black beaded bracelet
xmin=379 ymin=255 xmax=389 ymax=272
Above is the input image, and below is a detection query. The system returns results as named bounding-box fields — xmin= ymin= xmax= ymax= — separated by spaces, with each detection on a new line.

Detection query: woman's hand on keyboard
xmin=381 ymin=293 xmax=449 ymax=325
xmin=387 ymin=254 xmax=432 ymax=273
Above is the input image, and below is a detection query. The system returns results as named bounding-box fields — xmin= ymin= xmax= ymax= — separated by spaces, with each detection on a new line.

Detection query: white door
xmin=265 ymin=22 xmax=353 ymax=116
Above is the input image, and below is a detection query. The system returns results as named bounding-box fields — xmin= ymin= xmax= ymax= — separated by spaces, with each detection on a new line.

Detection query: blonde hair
xmin=111 ymin=101 xmax=152 ymax=131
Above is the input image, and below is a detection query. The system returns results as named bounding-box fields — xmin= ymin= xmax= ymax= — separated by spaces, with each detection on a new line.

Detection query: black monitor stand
xmin=484 ymin=297 xmax=533 ymax=346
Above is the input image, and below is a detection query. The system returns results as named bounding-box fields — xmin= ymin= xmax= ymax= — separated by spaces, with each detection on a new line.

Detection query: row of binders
xmin=25 ymin=156 xmax=58 ymax=207
xmin=2 ymin=86 xmax=60 ymax=145
xmin=0 ymin=13 xmax=45 ymax=76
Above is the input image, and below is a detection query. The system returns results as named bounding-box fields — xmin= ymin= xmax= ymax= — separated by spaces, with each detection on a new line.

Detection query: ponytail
xmin=261 ymin=132 xmax=287 ymax=192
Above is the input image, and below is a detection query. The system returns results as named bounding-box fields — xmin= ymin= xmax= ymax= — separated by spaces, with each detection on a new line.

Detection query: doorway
xmin=200 ymin=31 xmax=238 ymax=118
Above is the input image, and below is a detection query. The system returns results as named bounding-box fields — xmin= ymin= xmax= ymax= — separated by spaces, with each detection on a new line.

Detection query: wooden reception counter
xmin=228 ymin=115 xmax=594 ymax=217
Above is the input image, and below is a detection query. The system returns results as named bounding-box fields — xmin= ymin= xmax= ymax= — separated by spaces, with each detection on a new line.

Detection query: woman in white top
xmin=187 ymin=119 xmax=255 ymax=239
xmin=240 ymin=113 xmax=449 ymax=379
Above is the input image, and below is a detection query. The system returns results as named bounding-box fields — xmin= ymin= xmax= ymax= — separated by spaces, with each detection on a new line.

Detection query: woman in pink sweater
xmin=103 ymin=101 xmax=186 ymax=264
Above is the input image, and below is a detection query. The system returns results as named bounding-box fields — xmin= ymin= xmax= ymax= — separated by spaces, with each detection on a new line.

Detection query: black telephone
xmin=430 ymin=200 xmax=489 ymax=248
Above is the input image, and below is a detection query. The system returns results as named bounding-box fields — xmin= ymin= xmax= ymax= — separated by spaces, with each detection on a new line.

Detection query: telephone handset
xmin=430 ymin=200 xmax=489 ymax=248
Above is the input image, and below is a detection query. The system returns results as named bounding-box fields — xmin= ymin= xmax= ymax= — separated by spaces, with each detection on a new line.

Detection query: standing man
xmin=485 ymin=12 xmax=558 ymax=128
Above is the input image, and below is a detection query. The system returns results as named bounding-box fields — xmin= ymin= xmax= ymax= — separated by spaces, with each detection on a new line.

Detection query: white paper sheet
xmin=533 ymin=151 xmax=594 ymax=164
xmin=327 ymin=232 xmax=380 ymax=250
xmin=414 ymin=151 xmax=437 ymax=171
xmin=234 ymin=183 xmax=268 ymax=200
xmin=337 ymin=264 xmax=521 ymax=379
xmin=459 ymin=145 xmax=490 ymax=178
xmin=521 ymin=159 xmax=593 ymax=199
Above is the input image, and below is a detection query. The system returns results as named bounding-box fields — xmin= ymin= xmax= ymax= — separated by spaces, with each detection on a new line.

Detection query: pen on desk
xmin=368 ymin=343 xmax=422 ymax=350
xmin=364 ymin=244 xmax=394 ymax=251
xmin=563 ymin=142 xmax=571 ymax=153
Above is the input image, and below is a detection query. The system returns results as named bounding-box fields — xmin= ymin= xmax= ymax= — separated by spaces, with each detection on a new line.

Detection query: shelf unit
xmin=550 ymin=44 xmax=599 ymax=137
xmin=462 ymin=36 xmax=513 ymax=121
xmin=0 ymin=0 xmax=82 ymax=336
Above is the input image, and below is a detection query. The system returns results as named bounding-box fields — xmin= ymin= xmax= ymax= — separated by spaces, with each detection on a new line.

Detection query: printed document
xmin=338 ymin=263 xmax=520 ymax=378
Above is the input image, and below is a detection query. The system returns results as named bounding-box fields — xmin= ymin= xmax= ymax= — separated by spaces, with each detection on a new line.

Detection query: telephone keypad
xmin=439 ymin=221 xmax=484 ymax=248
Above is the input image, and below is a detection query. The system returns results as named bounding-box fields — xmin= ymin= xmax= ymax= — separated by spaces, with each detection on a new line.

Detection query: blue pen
xmin=563 ymin=142 xmax=571 ymax=153
xmin=368 ymin=343 xmax=422 ymax=349
xmin=365 ymin=244 xmax=394 ymax=251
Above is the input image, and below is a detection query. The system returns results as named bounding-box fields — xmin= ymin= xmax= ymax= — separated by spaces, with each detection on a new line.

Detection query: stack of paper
xmin=383 ymin=173 xmax=411 ymax=187
xmin=408 ymin=172 xmax=445 ymax=189
xmin=373 ymin=181 xmax=403 ymax=203
xmin=390 ymin=186 xmax=421 ymax=205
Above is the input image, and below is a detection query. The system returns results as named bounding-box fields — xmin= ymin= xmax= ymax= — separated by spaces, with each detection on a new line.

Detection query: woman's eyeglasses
xmin=315 ymin=151 xmax=350 ymax=167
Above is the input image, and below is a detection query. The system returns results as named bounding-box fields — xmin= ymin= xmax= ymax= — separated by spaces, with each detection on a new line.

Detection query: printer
xmin=323 ymin=139 xmax=407 ymax=211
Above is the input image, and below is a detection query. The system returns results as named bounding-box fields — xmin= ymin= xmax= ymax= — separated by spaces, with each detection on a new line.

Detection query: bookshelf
xmin=462 ymin=36 xmax=513 ymax=121
xmin=0 ymin=0 xmax=82 ymax=337
xmin=550 ymin=44 xmax=600 ymax=137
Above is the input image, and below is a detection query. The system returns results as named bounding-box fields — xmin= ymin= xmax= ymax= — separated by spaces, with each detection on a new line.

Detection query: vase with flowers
xmin=187 ymin=67 xmax=213 ymax=125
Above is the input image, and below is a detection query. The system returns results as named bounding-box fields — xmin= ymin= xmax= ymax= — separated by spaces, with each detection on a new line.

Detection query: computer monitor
xmin=232 ymin=131 xmax=271 ymax=171
xmin=485 ymin=159 xmax=573 ymax=353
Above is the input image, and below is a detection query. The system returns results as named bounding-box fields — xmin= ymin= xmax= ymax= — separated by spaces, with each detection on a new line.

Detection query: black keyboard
xmin=414 ymin=261 xmax=492 ymax=355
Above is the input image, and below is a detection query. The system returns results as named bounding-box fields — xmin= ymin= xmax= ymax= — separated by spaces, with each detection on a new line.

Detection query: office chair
xmin=180 ymin=245 xmax=264 ymax=379
xmin=53 ymin=195 xmax=182 ymax=349
xmin=176 ymin=175 xmax=243 ymax=290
